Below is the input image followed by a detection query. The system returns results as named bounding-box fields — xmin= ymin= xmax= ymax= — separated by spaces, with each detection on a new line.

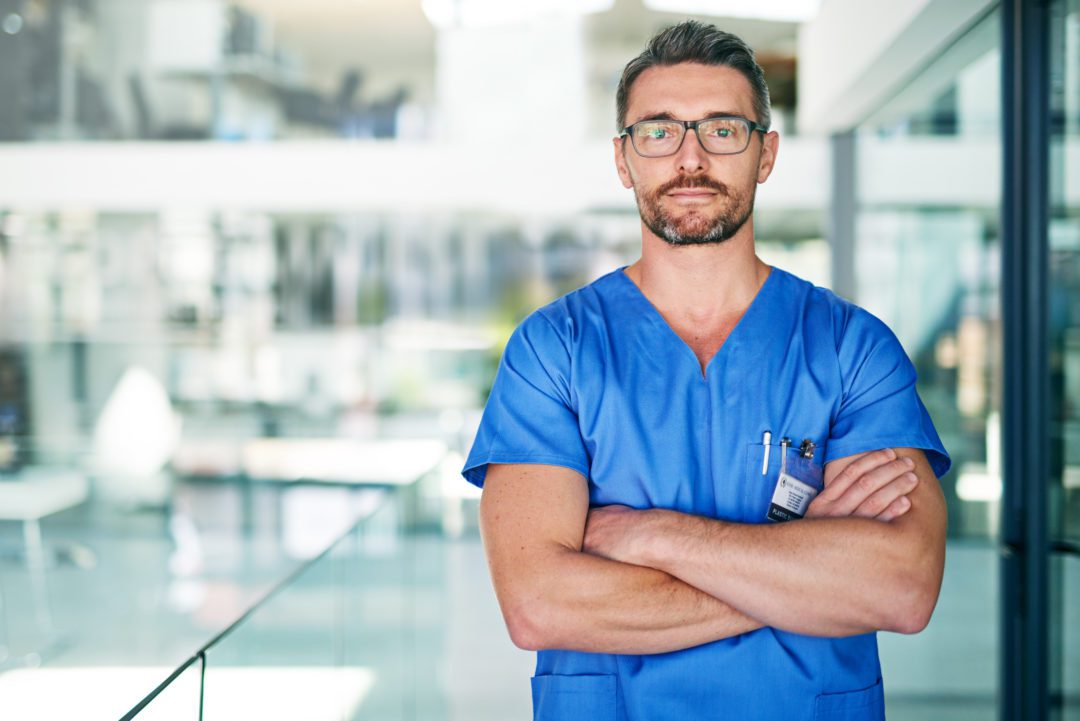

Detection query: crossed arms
xmin=479 ymin=448 xmax=947 ymax=655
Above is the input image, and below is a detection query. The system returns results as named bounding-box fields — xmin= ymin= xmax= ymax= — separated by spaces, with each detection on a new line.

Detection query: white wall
xmin=797 ymin=0 xmax=994 ymax=134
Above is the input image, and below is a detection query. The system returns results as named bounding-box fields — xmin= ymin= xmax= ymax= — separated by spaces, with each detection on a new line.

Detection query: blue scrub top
xmin=463 ymin=265 xmax=950 ymax=721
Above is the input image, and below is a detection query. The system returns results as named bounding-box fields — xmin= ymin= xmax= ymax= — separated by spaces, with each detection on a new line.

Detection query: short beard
xmin=634 ymin=174 xmax=755 ymax=247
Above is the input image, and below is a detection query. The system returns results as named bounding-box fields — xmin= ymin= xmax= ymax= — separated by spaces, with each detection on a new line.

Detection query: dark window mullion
xmin=1001 ymin=1 xmax=1053 ymax=721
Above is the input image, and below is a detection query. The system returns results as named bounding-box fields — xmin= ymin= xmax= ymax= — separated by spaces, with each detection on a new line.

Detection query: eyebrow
xmin=629 ymin=110 xmax=749 ymax=125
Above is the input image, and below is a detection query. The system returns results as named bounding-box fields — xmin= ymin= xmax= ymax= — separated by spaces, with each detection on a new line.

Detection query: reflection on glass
xmin=856 ymin=13 xmax=1002 ymax=542
xmin=200 ymin=534 xmax=360 ymax=721
xmin=1050 ymin=0 xmax=1080 ymax=546
xmin=855 ymin=7 xmax=1001 ymax=720
xmin=1063 ymin=555 xmax=1080 ymax=720
xmin=1050 ymin=0 xmax=1080 ymax=717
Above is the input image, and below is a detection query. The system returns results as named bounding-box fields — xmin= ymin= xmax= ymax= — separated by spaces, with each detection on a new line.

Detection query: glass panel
xmin=200 ymin=535 xmax=352 ymax=721
xmin=1049 ymin=0 xmax=1080 ymax=547
xmin=197 ymin=501 xmax=410 ymax=721
xmin=1050 ymin=1 xmax=1080 ymax=718
xmin=338 ymin=496 xmax=409 ymax=721
xmin=855 ymin=8 xmax=1001 ymax=720
xmin=127 ymin=656 xmax=205 ymax=721
xmin=1063 ymin=554 xmax=1080 ymax=720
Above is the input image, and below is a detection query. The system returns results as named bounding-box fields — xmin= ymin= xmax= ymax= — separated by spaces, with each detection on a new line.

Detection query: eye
xmin=646 ymin=127 xmax=668 ymax=139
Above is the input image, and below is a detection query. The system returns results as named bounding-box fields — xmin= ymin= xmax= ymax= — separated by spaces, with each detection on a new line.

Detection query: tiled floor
xmin=0 ymin=482 xmax=1076 ymax=721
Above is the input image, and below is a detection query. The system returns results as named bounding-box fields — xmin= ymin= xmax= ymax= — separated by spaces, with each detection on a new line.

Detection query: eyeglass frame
xmin=618 ymin=115 xmax=769 ymax=157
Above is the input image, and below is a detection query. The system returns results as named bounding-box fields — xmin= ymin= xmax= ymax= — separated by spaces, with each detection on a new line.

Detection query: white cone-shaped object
xmin=93 ymin=366 xmax=182 ymax=506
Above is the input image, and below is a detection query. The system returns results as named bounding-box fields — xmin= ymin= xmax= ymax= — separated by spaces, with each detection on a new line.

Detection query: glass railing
xmin=119 ymin=491 xmax=406 ymax=721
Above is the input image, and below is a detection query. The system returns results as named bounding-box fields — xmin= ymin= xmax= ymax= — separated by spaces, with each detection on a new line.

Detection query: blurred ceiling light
xmin=422 ymin=0 xmax=613 ymax=28
xmin=643 ymin=0 xmax=823 ymax=23
xmin=956 ymin=466 xmax=1002 ymax=502
xmin=2 ymin=13 xmax=22 ymax=35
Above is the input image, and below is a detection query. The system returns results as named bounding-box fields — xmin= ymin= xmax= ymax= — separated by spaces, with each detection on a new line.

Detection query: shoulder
xmin=775 ymin=268 xmax=899 ymax=354
xmin=519 ymin=267 xmax=624 ymax=346
xmin=503 ymin=268 xmax=623 ymax=372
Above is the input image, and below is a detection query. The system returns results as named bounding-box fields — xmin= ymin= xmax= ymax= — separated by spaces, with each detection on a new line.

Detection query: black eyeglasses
xmin=619 ymin=115 xmax=767 ymax=157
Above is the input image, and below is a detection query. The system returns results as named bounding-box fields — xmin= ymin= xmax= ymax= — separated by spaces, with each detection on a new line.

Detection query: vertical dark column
xmin=829 ymin=129 xmax=857 ymax=300
xmin=1001 ymin=1 xmax=1051 ymax=720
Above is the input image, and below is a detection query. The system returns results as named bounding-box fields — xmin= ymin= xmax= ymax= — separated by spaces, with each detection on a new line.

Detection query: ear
xmin=756 ymin=130 xmax=780 ymax=184
xmin=613 ymin=136 xmax=635 ymax=189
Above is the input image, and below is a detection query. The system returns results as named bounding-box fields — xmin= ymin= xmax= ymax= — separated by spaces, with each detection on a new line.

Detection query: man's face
xmin=613 ymin=62 xmax=779 ymax=247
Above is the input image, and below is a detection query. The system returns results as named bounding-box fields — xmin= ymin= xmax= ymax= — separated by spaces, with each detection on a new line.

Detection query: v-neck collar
xmin=611 ymin=263 xmax=781 ymax=380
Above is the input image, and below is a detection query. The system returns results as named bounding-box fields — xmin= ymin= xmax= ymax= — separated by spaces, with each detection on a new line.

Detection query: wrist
xmin=639 ymin=508 xmax=680 ymax=570
xmin=641 ymin=510 xmax=729 ymax=574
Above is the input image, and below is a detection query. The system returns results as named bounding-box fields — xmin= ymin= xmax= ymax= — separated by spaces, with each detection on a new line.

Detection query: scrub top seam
xmin=465 ymin=453 xmax=590 ymax=480
xmin=534 ymin=306 xmax=578 ymax=406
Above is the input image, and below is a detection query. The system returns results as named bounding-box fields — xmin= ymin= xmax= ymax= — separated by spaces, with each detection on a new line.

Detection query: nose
xmin=674 ymin=125 xmax=709 ymax=174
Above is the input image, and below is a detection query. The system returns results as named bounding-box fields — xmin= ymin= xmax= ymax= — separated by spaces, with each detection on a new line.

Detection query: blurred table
xmin=174 ymin=437 xmax=446 ymax=486
xmin=0 ymin=467 xmax=89 ymax=642
xmin=173 ymin=437 xmax=448 ymax=532
xmin=241 ymin=438 xmax=446 ymax=487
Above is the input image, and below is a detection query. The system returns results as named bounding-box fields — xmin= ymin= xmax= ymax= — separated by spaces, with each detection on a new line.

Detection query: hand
xmin=582 ymin=504 xmax=656 ymax=565
xmin=806 ymin=448 xmax=918 ymax=522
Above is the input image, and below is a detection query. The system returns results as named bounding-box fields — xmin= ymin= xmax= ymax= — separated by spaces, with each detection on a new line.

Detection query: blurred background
xmin=0 ymin=0 xmax=1075 ymax=719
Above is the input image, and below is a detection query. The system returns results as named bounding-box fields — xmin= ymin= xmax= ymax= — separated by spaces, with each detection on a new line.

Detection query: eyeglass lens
xmin=630 ymin=118 xmax=750 ymax=157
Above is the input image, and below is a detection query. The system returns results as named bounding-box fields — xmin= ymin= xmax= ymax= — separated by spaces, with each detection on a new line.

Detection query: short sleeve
xmin=461 ymin=310 xmax=590 ymax=489
xmin=824 ymin=307 xmax=952 ymax=478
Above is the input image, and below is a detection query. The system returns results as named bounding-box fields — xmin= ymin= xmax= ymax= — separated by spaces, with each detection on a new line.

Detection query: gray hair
xmin=616 ymin=20 xmax=772 ymax=132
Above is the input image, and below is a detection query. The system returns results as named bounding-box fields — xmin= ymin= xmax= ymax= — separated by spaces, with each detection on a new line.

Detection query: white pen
xmin=761 ymin=431 xmax=772 ymax=475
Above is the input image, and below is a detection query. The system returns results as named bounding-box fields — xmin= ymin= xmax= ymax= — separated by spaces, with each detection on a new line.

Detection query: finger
xmin=820 ymin=448 xmax=897 ymax=501
xmin=851 ymin=471 xmax=919 ymax=519
xmin=828 ymin=457 xmax=916 ymax=516
xmin=872 ymin=495 xmax=911 ymax=523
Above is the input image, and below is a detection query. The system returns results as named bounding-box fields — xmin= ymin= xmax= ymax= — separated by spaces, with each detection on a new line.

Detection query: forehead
xmin=625 ymin=62 xmax=756 ymax=124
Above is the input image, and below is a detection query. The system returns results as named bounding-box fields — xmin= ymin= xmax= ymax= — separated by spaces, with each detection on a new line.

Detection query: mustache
xmin=656 ymin=175 xmax=728 ymax=196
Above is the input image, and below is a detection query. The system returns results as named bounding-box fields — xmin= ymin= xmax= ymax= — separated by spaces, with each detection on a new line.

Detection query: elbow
xmin=505 ymin=611 xmax=543 ymax=651
xmin=888 ymin=594 xmax=936 ymax=635
xmin=503 ymin=596 xmax=560 ymax=651
xmin=883 ymin=569 xmax=942 ymax=635
xmin=880 ymin=527 xmax=945 ymax=635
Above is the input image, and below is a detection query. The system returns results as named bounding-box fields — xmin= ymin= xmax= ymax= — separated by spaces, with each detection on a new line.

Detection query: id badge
xmin=766 ymin=437 xmax=824 ymax=523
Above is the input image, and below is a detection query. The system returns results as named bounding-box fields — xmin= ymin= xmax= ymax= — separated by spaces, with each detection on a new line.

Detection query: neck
xmin=624 ymin=220 xmax=769 ymax=324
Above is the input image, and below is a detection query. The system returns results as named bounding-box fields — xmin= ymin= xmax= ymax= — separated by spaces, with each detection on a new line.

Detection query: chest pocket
xmin=743 ymin=439 xmax=826 ymax=524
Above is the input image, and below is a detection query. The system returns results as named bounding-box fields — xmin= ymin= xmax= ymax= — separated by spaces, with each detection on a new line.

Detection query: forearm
xmin=644 ymin=511 xmax=941 ymax=637
xmin=503 ymin=546 xmax=762 ymax=655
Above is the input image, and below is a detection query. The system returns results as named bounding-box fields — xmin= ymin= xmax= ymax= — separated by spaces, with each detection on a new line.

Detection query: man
xmin=461 ymin=20 xmax=949 ymax=721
